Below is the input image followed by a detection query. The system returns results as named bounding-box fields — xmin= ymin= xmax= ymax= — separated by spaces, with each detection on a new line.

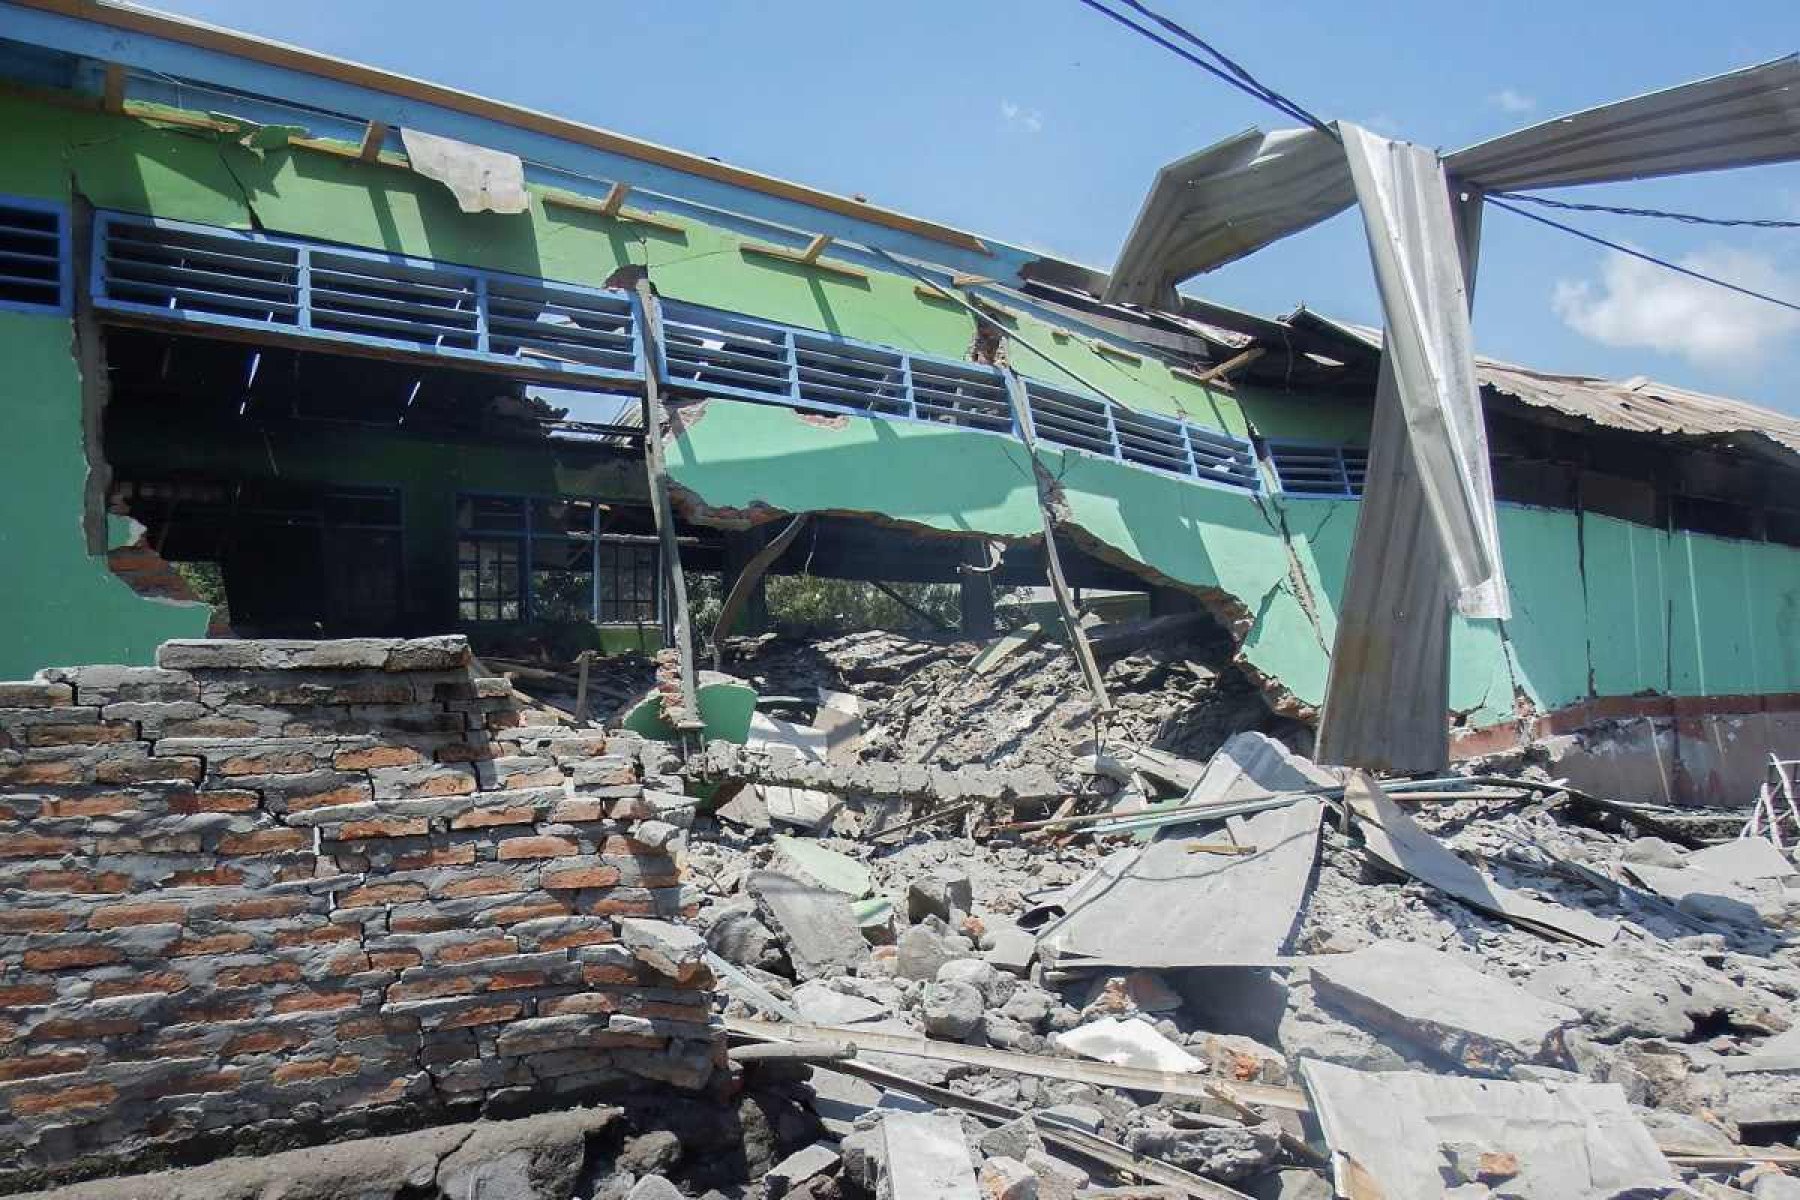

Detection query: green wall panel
xmin=0 ymin=312 xmax=209 ymax=680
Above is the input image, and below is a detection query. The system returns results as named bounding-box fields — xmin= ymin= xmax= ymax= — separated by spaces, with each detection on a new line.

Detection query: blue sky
xmin=152 ymin=0 xmax=1800 ymax=410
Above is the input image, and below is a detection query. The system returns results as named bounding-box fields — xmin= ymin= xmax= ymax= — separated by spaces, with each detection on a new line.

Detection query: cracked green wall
xmin=666 ymin=399 xmax=1800 ymax=727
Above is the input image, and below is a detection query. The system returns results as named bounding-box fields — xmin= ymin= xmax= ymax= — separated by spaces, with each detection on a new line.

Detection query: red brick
xmin=218 ymin=751 xmax=315 ymax=776
xmin=287 ymin=784 xmax=374 ymax=812
xmin=216 ymin=963 xmax=300 ymax=987
xmin=93 ymin=972 xmax=188 ymax=999
xmin=163 ymin=718 xmax=260 ymax=738
xmin=334 ymin=746 xmax=426 ymax=770
xmin=487 ymin=969 xmax=547 ymax=991
xmin=337 ymin=818 xmax=428 ymax=839
xmin=23 ymin=870 xmax=131 ymax=894
xmin=26 ymin=722 xmax=136 ymax=747
xmin=96 ymin=756 xmax=202 ymax=784
xmin=403 ymin=772 xmax=476 ymax=798
xmin=503 ymin=768 xmax=562 ymax=790
xmin=436 ymin=938 xmax=517 ymax=964
xmin=389 ymin=914 xmax=459 ymax=933
xmin=215 ymin=896 xmax=308 ymax=921
xmin=580 ymin=963 xmax=639 ymax=986
xmin=394 ymin=845 xmax=476 ymax=869
xmin=0 ymin=984 xmax=55 ymax=1007
xmin=169 ymin=789 xmax=259 ymax=813
xmin=340 ymin=882 xmax=426 ymax=907
xmin=450 ymin=807 xmax=535 ymax=830
xmin=273 ymin=990 xmax=359 ymax=1014
xmin=434 ymin=1001 xmax=520 ymax=1030
xmin=0 ymin=911 xmax=68 ymax=933
xmin=172 ymin=998 xmax=253 ymax=1023
xmin=0 ymin=761 xmax=80 ymax=785
xmin=90 ymin=902 xmax=187 ymax=929
xmin=8 ymin=1081 xmax=116 ymax=1115
xmin=497 ymin=836 xmax=578 ymax=860
xmin=436 ymin=875 xmax=518 ymax=900
xmin=550 ymin=799 xmax=607 ymax=822
xmin=167 ymin=867 xmax=246 ymax=887
xmin=218 ymin=829 xmax=309 ymax=856
xmin=42 ymin=795 xmax=138 ymax=818
xmin=271 ymin=928 xmax=360 ymax=949
xmin=388 ymin=976 xmax=478 ymax=1002
xmin=0 ymin=835 xmax=75 ymax=860
xmin=0 ymin=1051 xmax=88 ymax=1082
xmin=542 ymin=865 xmax=622 ymax=890
xmin=171 ymin=933 xmax=256 ymax=957
xmin=546 ymin=992 xmax=622 ymax=1014
xmin=490 ymin=900 xmax=569 ymax=925
xmin=272 ymin=1054 xmax=360 ymax=1084
xmin=369 ymin=949 xmax=422 ymax=970
xmin=324 ymin=951 xmax=371 ymax=975
xmin=224 ymin=1029 xmax=308 ymax=1057
xmin=23 ymin=945 xmax=123 ymax=971
xmin=539 ymin=928 xmax=615 ymax=952
xmin=33 ymin=1015 xmax=139 ymax=1038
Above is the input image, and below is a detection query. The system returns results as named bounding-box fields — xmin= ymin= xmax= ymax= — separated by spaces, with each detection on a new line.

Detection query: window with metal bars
xmin=455 ymin=494 xmax=658 ymax=624
xmin=0 ymin=197 xmax=68 ymax=314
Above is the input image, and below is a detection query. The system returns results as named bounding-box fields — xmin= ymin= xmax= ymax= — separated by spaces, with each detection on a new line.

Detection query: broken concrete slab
xmin=1300 ymin=1060 xmax=1677 ymax=1200
xmin=747 ymin=871 xmax=867 ymax=981
xmin=877 ymin=1112 xmax=981 ymax=1200
xmin=1524 ymin=945 xmax=1753 ymax=1042
xmin=1619 ymin=861 xmax=1770 ymax=928
xmin=1346 ymin=773 xmax=1619 ymax=945
xmin=773 ymin=834 xmax=874 ymax=897
xmin=768 ymin=1143 xmax=842 ymax=1198
xmin=908 ymin=868 xmax=974 ymax=924
xmin=715 ymin=786 xmax=772 ymax=831
xmin=618 ymin=916 xmax=709 ymax=982
xmin=978 ymin=1156 xmax=1037 ymax=1200
xmin=794 ymin=980 xmax=893 ymax=1026
xmin=1122 ymin=1123 xmax=1280 ymax=1184
xmin=983 ymin=923 xmax=1037 ymax=977
xmin=1687 ymin=837 xmax=1796 ymax=882
xmin=1036 ymin=799 xmax=1323 ymax=970
xmin=1052 ymin=1017 xmax=1202 ymax=1074
xmin=1305 ymin=940 xmax=1580 ymax=1075
xmin=1184 ymin=731 xmax=1340 ymax=809
xmin=760 ymin=784 xmax=840 ymax=831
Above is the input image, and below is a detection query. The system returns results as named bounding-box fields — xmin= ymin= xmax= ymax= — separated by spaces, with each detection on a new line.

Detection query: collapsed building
xmin=1 ymin=4 xmax=1799 ymax=1200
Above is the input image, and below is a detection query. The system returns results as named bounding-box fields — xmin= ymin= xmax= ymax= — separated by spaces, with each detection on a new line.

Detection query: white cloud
xmin=1488 ymin=88 xmax=1536 ymax=114
xmin=1552 ymin=246 xmax=1800 ymax=368
xmin=999 ymin=100 xmax=1043 ymax=134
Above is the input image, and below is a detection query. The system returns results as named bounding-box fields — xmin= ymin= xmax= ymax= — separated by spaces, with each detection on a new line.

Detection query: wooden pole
xmin=633 ymin=279 xmax=703 ymax=730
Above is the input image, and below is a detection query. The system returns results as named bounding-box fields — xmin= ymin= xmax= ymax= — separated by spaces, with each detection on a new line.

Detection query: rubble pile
xmin=679 ymin=709 xmax=1800 ymax=1200
xmin=718 ymin=627 xmax=1295 ymax=783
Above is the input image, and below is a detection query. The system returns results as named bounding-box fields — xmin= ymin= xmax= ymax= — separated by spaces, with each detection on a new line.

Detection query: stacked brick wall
xmin=0 ymin=637 xmax=719 ymax=1185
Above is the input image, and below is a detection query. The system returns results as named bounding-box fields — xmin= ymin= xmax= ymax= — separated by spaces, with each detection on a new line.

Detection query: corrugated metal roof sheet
xmin=1291 ymin=311 xmax=1800 ymax=458
xmin=1103 ymin=59 xmax=1800 ymax=303
xmin=1446 ymin=55 xmax=1800 ymax=191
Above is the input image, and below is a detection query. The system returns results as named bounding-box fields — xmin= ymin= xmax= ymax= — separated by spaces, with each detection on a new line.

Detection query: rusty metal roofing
xmin=1289 ymin=310 xmax=1800 ymax=458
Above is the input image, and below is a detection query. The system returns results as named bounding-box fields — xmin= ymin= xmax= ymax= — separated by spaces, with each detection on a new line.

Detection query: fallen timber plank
xmin=724 ymin=1016 xmax=1310 ymax=1113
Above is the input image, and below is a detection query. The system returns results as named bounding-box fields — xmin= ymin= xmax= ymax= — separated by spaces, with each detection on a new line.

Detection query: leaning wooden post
xmin=632 ymin=278 xmax=703 ymax=731
xmin=999 ymin=364 xmax=1112 ymax=713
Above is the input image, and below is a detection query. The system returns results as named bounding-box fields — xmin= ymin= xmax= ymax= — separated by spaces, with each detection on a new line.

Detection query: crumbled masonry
xmin=4 ymin=631 xmax=1799 ymax=1200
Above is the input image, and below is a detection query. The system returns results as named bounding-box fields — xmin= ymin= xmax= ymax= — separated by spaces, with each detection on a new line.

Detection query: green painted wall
xmin=666 ymin=399 xmax=1800 ymax=725
xmin=0 ymin=311 xmax=209 ymax=680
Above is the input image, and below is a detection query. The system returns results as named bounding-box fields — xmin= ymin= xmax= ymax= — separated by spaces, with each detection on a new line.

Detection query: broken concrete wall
xmin=0 ymin=637 xmax=720 ymax=1190
xmin=667 ymin=400 xmax=1800 ymax=802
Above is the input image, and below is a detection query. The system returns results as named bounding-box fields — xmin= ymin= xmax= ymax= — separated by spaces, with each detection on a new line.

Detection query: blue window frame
xmin=1266 ymin=440 xmax=1369 ymax=498
xmin=0 ymin=196 xmax=70 ymax=315
xmin=455 ymin=494 xmax=659 ymax=626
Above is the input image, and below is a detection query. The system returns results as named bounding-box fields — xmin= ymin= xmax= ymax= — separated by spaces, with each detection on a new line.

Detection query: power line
xmin=1487 ymin=197 xmax=1800 ymax=315
xmin=1489 ymin=190 xmax=1800 ymax=230
xmin=1075 ymin=0 xmax=1800 ymax=318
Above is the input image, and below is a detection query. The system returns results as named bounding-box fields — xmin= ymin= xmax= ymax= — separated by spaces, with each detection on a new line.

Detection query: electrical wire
xmin=1487 ymin=197 xmax=1800 ymax=315
xmin=1489 ymin=190 xmax=1800 ymax=230
xmin=1075 ymin=0 xmax=1800 ymax=317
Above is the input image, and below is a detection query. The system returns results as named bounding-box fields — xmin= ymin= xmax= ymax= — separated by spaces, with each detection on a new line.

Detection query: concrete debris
xmin=767 ymin=1143 xmax=842 ymax=1198
xmin=978 ymin=1156 xmax=1038 ymax=1200
xmin=1037 ymin=799 xmax=1324 ymax=969
xmin=878 ymin=1112 xmax=983 ymax=1200
xmin=1300 ymin=1061 xmax=1678 ymax=1200
xmin=1123 ymin=1124 xmax=1281 ymax=1184
xmin=776 ymin=833 xmax=876 ymax=897
xmin=748 ymin=870 xmax=869 ymax=980
xmin=1183 ymin=731 xmax=1341 ymax=809
xmin=1304 ymin=939 xmax=1581 ymax=1075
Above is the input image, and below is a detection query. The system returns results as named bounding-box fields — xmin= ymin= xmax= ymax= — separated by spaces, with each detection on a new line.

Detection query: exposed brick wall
xmin=0 ymin=637 xmax=719 ymax=1185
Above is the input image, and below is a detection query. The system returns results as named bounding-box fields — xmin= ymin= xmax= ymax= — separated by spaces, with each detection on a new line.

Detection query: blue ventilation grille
xmin=87 ymin=212 xmax=1263 ymax=494
xmin=1268 ymin=441 xmax=1368 ymax=497
xmin=92 ymin=213 xmax=641 ymax=384
xmin=0 ymin=198 xmax=70 ymax=314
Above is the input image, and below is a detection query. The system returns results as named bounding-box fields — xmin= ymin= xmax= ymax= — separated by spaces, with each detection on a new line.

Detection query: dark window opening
xmin=0 ymin=198 xmax=67 ymax=313
xmin=455 ymin=492 xmax=659 ymax=626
